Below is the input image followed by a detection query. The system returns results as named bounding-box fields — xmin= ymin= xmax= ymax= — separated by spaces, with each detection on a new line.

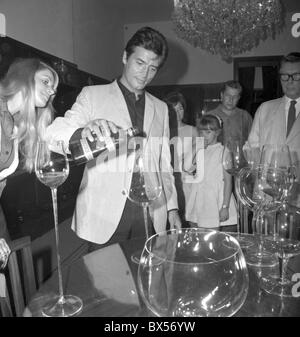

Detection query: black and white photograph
xmin=0 ymin=0 xmax=300 ymax=322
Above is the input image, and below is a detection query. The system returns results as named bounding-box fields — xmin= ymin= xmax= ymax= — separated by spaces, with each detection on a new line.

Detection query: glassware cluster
xmin=236 ymin=144 xmax=300 ymax=297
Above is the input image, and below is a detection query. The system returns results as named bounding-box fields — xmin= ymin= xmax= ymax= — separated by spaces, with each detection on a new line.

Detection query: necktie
xmin=286 ymin=100 xmax=296 ymax=137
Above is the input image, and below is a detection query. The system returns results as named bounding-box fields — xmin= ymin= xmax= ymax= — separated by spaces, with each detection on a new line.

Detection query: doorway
xmin=233 ymin=56 xmax=283 ymax=117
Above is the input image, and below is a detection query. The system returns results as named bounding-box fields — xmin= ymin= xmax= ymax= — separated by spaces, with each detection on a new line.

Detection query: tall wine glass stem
xmin=51 ymin=187 xmax=64 ymax=302
xmin=234 ymin=177 xmax=242 ymax=236
xmin=142 ymin=203 xmax=149 ymax=239
xmin=236 ymin=197 xmax=242 ymax=236
xmin=279 ymin=253 xmax=289 ymax=284
xmin=254 ymin=210 xmax=264 ymax=256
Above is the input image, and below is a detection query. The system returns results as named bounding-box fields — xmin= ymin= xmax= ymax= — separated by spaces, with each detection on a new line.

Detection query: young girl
xmin=185 ymin=114 xmax=237 ymax=230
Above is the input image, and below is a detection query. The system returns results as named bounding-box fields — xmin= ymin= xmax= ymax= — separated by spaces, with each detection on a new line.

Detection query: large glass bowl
xmin=138 ymin=228 xmax=249 ymax=317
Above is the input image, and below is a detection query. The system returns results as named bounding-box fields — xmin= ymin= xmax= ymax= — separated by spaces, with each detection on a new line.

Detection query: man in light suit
xmin=46 ymin=27 xmax=181 ymax=248
xmin=246 ymin=52 xmax=300 ymax=205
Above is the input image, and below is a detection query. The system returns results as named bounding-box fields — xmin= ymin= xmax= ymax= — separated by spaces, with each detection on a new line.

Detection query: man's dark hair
xmin=281 ymin=52 xmax=300 ymax=67
xmin=125 ymin=26 xmax=168 ymax=68
xmin=222 ymin=80 xmax=242 ymax=94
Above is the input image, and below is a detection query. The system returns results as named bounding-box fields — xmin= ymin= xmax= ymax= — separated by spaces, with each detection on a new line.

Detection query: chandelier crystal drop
xmin=172 ymin=0 xmax=284 ymax=62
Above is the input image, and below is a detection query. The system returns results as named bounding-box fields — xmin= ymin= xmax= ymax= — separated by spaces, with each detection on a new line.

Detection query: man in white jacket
xmin=46 ymin=27 xmax=181 ymax=249
xmin=246 ymin=52 xmax=300 ymax=206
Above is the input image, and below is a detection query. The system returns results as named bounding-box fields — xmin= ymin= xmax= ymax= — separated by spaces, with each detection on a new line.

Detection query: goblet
xmin=260 ymin=144 xmax=292 ymax=170
xmin=237 ymin=165 xmax=284 ymax=267
xmin=222 ymin=139 xmax=252 ymax=248
xmin=261 ymin=202 xmax=300 ymax=297
xmin=35 ymin=140 xmax=83 ymax=317
xmin=138 ymin=228 xmax=249 ymax=317
xmin=260 ymin=144 xmax=296 ymax=202
xmin=124 ymin=148 xmax=162 ymax=264
xmin=260 ymin=162 xmax=300 ymax=297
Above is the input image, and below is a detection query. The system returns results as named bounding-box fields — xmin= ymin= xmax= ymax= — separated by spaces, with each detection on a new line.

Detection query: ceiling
xmin=102 ymin=0 xmax=300 ymax=24
xmin=102 ymin=0 xmax=173 ymax=23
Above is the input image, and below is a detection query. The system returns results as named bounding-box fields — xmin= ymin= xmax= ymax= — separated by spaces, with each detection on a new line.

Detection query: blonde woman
xmin=0 ymin=58 xmax=59 ymax=267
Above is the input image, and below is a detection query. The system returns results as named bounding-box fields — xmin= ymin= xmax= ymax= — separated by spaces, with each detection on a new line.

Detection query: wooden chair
xmin=0 ymin=236 xmax=37 ymax=317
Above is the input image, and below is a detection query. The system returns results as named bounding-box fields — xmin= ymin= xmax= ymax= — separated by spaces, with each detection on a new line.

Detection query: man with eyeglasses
xmin=246 ymin=52 xmax=300 ymax=206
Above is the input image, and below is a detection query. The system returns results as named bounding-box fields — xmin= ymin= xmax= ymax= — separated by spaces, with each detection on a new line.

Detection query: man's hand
xmin=168 ymin=209 xmax=182 ymax=230
xmin=82 ymin=119 xmax=119 ymax=142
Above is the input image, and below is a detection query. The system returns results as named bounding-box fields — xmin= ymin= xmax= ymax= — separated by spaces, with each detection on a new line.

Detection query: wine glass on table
xmin=260 ymin=144 xmax=296 ymax=201
xmin=124 ymin=148 xmax=162 ymax=264
xmin=222 ymin=139 xmax=253 ymax=248
xmin=35 ymin=140 xmax=83 ymax=317
xmin=259 ymin=144 xmax=300 ymax=296
xmin=237 ymin=163 xmax=285 ymax=267
xmin=261 ymin=202 xmax=300 ymax=297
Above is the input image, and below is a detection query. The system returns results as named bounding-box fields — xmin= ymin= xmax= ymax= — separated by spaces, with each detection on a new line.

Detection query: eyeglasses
xmin=280 ymin=73 xmax=300 ymax=82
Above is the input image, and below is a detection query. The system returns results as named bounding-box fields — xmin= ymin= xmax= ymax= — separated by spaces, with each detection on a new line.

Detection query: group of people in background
xmin=164 ymin=80 xmax=252 ymax=231
xmin=165 ymin=52 xmax=300 ymax=231
xmin=0 ymin=25 xmax=299 ymax=276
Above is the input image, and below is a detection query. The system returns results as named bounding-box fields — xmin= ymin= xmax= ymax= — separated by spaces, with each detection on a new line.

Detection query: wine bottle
xmin=69 ymin=126 xmax=140 ymax=165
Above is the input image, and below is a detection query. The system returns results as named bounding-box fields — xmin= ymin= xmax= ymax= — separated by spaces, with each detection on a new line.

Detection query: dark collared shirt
xmin=69 ymin=80 xmax=146 ymax=145
xmin=117 ymin=79 xmax=145 ymax=133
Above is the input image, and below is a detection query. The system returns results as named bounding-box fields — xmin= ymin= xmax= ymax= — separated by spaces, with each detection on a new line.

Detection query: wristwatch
xmin=222 ymin=205 xmax=229 ymax=209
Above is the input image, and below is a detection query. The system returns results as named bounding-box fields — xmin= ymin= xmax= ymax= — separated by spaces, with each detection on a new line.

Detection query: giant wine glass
xmin=261 ymin=202 xmax=300 ymax=297
xmin=222 ymin=139 xmax=252 ymax=248
xmin=259 ymin=144 xmax=299 ymax=296
xmin=237 ymin=165 xmax=285 ymax=267
xmin=124 ymin=148 xmax=162 ymax=264
xmin=138 ymin=228 xmax=249 ymax=317
xmin=35 ymin=140 xmax=83 ymax=316
xmin=260 ymin=144 xmax=295 ymax=202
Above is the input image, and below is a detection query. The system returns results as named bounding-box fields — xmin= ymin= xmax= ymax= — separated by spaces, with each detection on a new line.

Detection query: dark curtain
xmin=238 ymin=67 xmax=255 ymax=116
xmin=262 ymin=65 xmax=282 ymax=100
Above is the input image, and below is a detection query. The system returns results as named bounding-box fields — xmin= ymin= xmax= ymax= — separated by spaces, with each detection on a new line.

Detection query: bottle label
xmin=80 ymin=138 xmax=94 ymax=162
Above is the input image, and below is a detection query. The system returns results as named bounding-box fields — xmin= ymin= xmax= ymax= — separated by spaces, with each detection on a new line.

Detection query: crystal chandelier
xmin=172 ymin=0 xmax=284 ymax=62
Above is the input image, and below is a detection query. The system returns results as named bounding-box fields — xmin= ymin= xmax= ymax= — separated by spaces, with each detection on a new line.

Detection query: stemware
xmin=259 ymin=145 xmax=299 ymax=296
xmin=237 ymin=165 xmax=285 ymax=267
xmin=260 ymin=144 xmax=293 ymax=170
xmin=35 ymin=140 xmax=83 ymax=317
xmin=261 ymin=202 xmax=300 ymax=297
xmin=222 ymin=139 xmax=253 ymax=248
xmin=124 ymin=148 xmax=162 ymax=264
xmin=260 ymin=144 xmax=296 ymax=202
xmin=138 ymin=228 xmax=249 ymax=317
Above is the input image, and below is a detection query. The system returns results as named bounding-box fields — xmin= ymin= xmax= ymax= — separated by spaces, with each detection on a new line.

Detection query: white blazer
xmin=46 ymin=81 xmax=178 ymax=243
xmin=247 ymin=96 xmax=300 ymax=206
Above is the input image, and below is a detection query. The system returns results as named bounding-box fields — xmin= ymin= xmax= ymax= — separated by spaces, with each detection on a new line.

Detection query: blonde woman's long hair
xmin=0 ymin=58 xmax=59 ymax=172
